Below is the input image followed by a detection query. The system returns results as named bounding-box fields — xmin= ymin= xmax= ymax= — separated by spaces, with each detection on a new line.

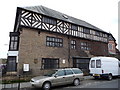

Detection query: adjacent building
xmin=7 ymin=6 xmax=115 ymax=75
xmin=108 ymin=33 xmax=117 ymax=55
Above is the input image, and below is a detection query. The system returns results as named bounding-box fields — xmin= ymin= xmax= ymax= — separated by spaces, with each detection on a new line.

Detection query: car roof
xmin=56 ymin=68 xmax=80 ymax=70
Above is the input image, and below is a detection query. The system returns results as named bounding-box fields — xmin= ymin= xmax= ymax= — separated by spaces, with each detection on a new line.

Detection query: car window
xmin=44 ymin=70 xmax=57 ymax=77
xmin=72 ymin=69 xmax=82 ymax=74
xmin=91 ymin=60 xmax=95 ymax=68
xmin=56 ymin=70 xmax=65 ymax=76
xmin=65 ymin=69 xmax=73 ymax=75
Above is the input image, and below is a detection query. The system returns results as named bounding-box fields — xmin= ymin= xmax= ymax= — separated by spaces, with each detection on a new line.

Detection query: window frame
xmin=9 ymin=36 xmax=19 ymax=51
xmin=71 ymin=24 xmax=78 ymax=31
xmin=80 ymin=42 xmax=90 ymax=51
xmin=56 ymin=70 xmax=65 ymax=76
xmin=72 ymin=68 xmax=83 ymax=74
xmin=71 ymin=40 xmax=76 ymax=49
xmin=83 ymin=28 xmax=90 ymax=34
xmin=65 ymin=69 xmax=73 ymax=75
xmin=42 ymin=16 xmax=57 ymax=25
xmin=41 ymin=58 xmax=59 ymax=69
xmin=46 ymin=36 xmax=63 ymax=47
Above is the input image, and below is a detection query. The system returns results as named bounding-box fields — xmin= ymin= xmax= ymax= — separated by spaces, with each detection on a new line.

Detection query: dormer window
xmin=62 ymin=15 xmax=68 ymax=19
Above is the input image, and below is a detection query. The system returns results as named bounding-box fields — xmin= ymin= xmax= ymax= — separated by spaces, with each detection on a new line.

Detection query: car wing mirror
xmin=54 ymin=74 xmax=58 ymax=78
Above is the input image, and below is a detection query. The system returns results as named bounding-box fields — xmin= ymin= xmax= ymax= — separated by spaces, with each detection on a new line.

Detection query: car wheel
xmin=73 ymin=79 xmax=80 ymax=86
xmin=42 ymin=82 xmax=51 ymax=90
xmin=108 ymin=74 xmax=112 ymax=81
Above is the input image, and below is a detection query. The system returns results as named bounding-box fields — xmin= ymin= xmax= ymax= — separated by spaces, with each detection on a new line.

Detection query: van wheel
xmin=108 ymin=74 xmax=112 ymax=81
xmin=73 ymin=79 xmax=80 ymax=86
xmin=42 ymin=82 xmax=51 ymax=90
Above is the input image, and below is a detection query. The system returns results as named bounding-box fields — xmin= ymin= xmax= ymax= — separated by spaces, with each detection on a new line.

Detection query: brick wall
xmin=17 ymin=28 xmax=108 ymax=75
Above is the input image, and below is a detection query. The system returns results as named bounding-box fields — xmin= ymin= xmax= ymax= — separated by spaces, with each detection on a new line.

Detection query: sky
xmin=0 ymin=0 xmax=119 ymax=58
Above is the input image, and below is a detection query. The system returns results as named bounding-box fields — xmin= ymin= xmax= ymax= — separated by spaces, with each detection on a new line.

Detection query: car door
xmin=64 ymin=69 xmax=75 ymax=84
xmin=52 ymin=70 xmax=66 ymax=86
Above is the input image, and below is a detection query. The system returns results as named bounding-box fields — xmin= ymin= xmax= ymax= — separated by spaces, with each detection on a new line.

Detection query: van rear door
xmin=89 ymin=60 xmax=95 ymax=74
xmin=95 ymin=59 xmax=102 ymax=74
xmin=90 ymin=59 xmax=102 ymax=75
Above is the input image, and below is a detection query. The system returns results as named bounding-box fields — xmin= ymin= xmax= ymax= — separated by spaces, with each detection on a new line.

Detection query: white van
xmin=89 ymin=57 xmax=120 ymax=80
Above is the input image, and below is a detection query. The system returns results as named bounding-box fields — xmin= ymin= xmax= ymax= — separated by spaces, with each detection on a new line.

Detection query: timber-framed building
xmin=7 ymin=6 xmax=114 ymax=75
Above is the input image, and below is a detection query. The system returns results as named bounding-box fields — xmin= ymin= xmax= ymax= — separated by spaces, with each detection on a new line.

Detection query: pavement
xmin=1 ymin=76 xmax=94 ymax=90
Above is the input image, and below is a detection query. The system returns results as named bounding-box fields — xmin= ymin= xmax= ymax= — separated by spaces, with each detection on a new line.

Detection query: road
xmin=1 ymin=77 xmax=120 ymax=90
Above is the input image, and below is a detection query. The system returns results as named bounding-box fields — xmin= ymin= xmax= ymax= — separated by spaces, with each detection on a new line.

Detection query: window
xmin=73 ymin=58 xmax=90 ymax=70
xmin=41 ymin=58 xmax=59 ymax=69
xmin=7 ymin=56 xmax=17 ymax=71
xmin=83 ymin=28 xmax=90 ymax=34
xmin=108 ymin=43 xmax=113 ymax=50
xmin=42 ymin=16 xmax=57 ymax=25
xmin=71 ymin=40 xmax=76 ymax=49
xmin=91 ymin=60 xmax=95 ymax=68
xmin=10 ymin=36 xmax=18 ymax=50
xmin=72 ymin=69 xmax=82 ymax=74
xmin=46 ymin=36 xmax=63 ymax=47
xmin=96 ymin=60 xmax=101 ymax=68
xmin=71 ymin=24 xmax=78 ymax=31
xmin=80 ymin=42 xmax=90 ymax=51
xmin=56 ymin=70 xmax=65 ymax=76
xmin=65 ymin=70 xmax=73 ymax=75
xmin=95 ymin=31 xmax=100 ymax=36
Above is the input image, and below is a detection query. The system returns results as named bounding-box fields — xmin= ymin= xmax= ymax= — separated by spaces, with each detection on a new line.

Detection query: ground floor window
xmin=73 ymin=58 xmax=90 ymax=72
xmin=7 ymin=56 xmax=17 ymax=72
xmin=41 ymin=58 xmax=59 ymax=69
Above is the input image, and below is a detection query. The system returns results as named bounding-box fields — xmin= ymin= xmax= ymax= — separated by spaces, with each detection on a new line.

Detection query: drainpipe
xmin=68 ymin=36 xmax=70 ymax=67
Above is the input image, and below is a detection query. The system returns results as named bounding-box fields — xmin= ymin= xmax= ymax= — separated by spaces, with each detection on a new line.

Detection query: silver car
xmin=30 ymin=68 xmax=83 ymax=90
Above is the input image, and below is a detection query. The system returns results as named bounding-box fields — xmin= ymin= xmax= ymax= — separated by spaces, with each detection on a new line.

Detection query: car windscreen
xmin=43 ymin=70 xmax=57 ymax=77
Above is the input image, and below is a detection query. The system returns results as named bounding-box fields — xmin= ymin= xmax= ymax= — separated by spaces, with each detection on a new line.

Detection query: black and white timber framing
xmin=14 ymin=6 xmax=108 ymax=43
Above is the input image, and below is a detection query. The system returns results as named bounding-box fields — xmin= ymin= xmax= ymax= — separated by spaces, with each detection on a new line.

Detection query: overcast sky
xmin=0 ymin=0 xmax=119 ymax=58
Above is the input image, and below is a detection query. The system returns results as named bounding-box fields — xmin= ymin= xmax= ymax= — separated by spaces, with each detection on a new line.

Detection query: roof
xmin=19 ymin=5 xmax=108 ymax=33
xmin=108 ymin=33 xmax=116 ymax=41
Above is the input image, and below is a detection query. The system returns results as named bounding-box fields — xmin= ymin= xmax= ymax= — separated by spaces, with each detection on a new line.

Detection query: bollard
xmin=18 ymin=75 xmax=21 ymax=90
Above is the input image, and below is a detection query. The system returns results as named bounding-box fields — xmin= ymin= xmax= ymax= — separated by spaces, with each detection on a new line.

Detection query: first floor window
xmin=80 ymin=42 xmax=90 ymax=51
xmin=41 ymin=58 xmax=59 ymax=69
xmin=46 ymin=36 xmax=63 ymax=47
xmin=71 ymin=40 xmax=76 ymax=49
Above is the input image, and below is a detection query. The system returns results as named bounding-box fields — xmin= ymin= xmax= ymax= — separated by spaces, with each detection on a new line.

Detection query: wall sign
xmin=23 ymin=64 xmax=29 ymax=71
